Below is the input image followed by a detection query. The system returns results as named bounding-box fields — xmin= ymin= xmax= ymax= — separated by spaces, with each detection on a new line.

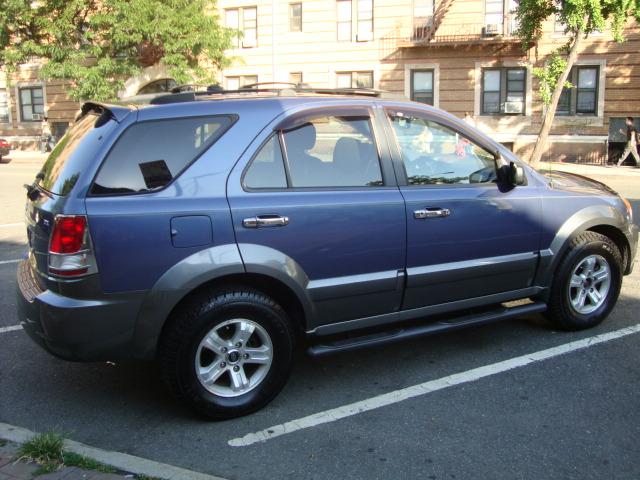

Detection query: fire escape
xmin=380 ymin=0 xmax=521 ymax=57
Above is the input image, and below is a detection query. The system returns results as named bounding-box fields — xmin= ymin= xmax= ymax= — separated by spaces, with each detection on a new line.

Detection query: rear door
xmin=226 ymin=105 xmax=406 ymax=330
xmin=384 ymin=106 xmax=542 ymax=309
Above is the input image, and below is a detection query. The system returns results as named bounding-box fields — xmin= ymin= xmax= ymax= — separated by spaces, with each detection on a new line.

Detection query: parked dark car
xmin=17 ymin=88 xmax=637 ymax=419
xmin=0 ymin=138 xmax=10 ymax=161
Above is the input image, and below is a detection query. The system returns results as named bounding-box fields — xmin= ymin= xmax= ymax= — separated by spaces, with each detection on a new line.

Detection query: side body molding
xmin=535 ymin=204 xmax=628 ymax=290
xmin=238 ymin=243 xmax=315 ymax=324
xmin=133 ymin=243 xmax=245 ymax=359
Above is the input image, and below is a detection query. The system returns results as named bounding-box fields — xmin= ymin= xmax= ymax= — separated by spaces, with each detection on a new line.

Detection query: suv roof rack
xmin=143 ymin=85 xmax=396 ymax=105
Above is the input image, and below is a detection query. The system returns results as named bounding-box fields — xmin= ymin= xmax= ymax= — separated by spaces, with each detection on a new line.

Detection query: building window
xmin=225 ymin=9 xmax=240 ymax=47
xmin=137 ymin=78 xmax=178 ymax=95
xmin=226 ymin=7 xmax=257 ymax=48
xmin=290 ymin=72 xmax=303 ymax=85
xmin=0 ymin=89 xmax=9 ymax=123
xmin=481 ymin=67 xmax=526 ymax=115
xmin=225 ymin=75 xmax=258 ymax=90
xmin=290 ymin=3 xmax=302 ymax=32
xmin=357 ymin=0 xmax=374 ymax=41
xmin=414 ymin=0 xmax=434 ymax=19
xmin=557 ymin=66 xmax=599 ymax=116
xmin=337 ymin=71 xmax=373 ymax=88
xmin=337 ymin=0 xmax=352 ymax=41
xmin=484 ymin=0 xmax=504 ymax=33
xmin=19 ymin=86 xmax=45 ymax=122
xmin=410 ymin=69 xmax=434 ymax=105
xmin=242 ymin=7 xmax=257 ymax=48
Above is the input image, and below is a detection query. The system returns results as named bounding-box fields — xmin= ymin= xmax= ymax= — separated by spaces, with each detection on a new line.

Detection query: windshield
xmin=38 ymin=112 xmax=118 ymax=195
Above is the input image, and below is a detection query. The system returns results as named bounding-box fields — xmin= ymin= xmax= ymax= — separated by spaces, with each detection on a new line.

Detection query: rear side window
xmin=39 ymin=112 xmax=118 ymax=196
xmin=283 ymin=116 xmax=383 ymax=188
xmin=91 ymin=115 xmax=235 ymax=195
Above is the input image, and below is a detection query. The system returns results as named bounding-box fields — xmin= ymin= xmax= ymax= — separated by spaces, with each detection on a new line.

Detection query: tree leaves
xmin=0 ymin=0 xmax=234 ymax=101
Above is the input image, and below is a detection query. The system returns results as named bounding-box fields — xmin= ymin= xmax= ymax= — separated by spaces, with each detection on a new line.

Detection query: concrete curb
xmin=0 ymin=422 xmax=229 ymax=480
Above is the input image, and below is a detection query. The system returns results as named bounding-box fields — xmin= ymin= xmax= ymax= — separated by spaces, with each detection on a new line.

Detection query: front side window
xmin=91 ymin=115 xmax=235 ymax=195
xmin=481 ymin=67 xmax=526 ymax=115
xmin=337 ymin=71 xmax=373 ymax=88
xmin=389 ymin=112 xmax=496 ymax=185
xmin=337 ymin=0 xmax=352 ymax=41
xmin=357 ymin=0 xmax=374 ymax=41
xmin=557 ymin=66 xmax=599 ymax=116
xmin=290 ymin=3 xmax=302 ymax=32
xmin=282 ymin=116 xmax=383 ymax=188
xmin=411 ymin=69 xmax=434 ymax=105
xmin=19 ymin=86 xmax=44 ymax=122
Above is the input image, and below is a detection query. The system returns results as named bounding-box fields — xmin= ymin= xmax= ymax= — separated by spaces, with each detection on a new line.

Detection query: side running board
xmin=306 ymin=301 xmax=547 ymax=357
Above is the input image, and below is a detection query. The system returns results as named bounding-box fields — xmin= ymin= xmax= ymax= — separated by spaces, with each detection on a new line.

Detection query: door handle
xmin=243 ymin=214 xmax=289 ymax=228
xmin=414 ymin=208 xmax=451 ymax=219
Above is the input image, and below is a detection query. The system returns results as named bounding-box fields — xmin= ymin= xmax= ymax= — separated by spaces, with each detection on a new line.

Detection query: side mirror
xmin=509 ymin=161 xmax=525 ymax=186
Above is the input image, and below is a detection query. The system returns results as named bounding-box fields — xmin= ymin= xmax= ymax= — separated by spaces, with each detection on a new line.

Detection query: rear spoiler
xmin=80 ymin=102 xmax=134 ymax=123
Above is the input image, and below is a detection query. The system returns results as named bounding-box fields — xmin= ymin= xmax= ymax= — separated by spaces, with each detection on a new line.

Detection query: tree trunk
xmin=529 ymin=30 xmax=585 ymax=166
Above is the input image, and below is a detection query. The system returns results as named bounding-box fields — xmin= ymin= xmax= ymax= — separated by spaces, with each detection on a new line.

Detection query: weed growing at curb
xmin=17 ymin=432 xmax=117 ymax=476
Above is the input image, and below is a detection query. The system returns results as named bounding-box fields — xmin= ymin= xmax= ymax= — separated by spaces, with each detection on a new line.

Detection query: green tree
xmin=0 ymin=0 xmax=234 ymax=101
xmin=516 ymin=0 xmax=640 ymax=166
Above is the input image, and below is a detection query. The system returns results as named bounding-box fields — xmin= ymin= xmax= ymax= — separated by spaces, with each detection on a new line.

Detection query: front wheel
xmin=159 ymin=288 xmax=295 ymax=419
xmin=546 ymin=231 xmax=623 ymax=331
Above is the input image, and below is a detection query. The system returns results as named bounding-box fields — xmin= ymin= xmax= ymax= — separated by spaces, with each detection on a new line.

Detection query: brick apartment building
xmin=1 ymin=0 xmax=639 ymax=162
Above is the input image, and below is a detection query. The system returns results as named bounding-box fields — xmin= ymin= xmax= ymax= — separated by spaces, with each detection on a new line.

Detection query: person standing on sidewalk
xmin=617 ymin=116 xmax=639 ymax=167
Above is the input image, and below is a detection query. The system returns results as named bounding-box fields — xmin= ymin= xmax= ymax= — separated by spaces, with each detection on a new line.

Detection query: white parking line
xmin=0 ymin=259 xmax=21 ymax=265
xmin=0 ymin=223 xmax=24 ymax=228
xmin=0 ymin=422 xmax=229 ymax=480
xmin=228 ymin=323 xmax=640 ymax=447
xmin=0 ymin=324 xmax=22 ymax=334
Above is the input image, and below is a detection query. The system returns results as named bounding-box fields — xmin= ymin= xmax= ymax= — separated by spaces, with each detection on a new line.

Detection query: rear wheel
xmin=159 ymin=288 xmax=295 ymax=419
xmin=546 ymin=232 xmax=622 ymax=330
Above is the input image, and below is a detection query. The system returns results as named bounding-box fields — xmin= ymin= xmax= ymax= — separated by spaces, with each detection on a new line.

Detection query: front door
xmin=227 ymin=107 xmax=406 ymax=329
xmin=385 ymin=107 xmax=542 ymax=310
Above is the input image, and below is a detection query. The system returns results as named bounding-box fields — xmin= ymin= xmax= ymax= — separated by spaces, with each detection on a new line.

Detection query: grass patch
xmin=62 ymin=451 xmax=116 ymax=473
xmin=18 ymin=432 xmax=64 ymax=465
xmin=0 ymin=439 xmax=7 ymax=447
xmin=18 ymin=432 xmax=117 ymax=476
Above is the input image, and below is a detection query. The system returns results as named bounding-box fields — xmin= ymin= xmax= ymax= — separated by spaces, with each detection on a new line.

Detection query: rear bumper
xmin=16 ymin=260 xmax=146 ymax=361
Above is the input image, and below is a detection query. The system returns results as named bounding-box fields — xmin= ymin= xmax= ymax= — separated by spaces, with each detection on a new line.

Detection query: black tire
xmin=545 ymin=231 xmax=623 ymax=331
xmin=159 ymin=287 xmax=295 ymax=419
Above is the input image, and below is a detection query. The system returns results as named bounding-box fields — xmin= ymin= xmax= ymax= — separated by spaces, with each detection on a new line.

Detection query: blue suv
xmin=17 ymin=87 xmax=637 ymax=419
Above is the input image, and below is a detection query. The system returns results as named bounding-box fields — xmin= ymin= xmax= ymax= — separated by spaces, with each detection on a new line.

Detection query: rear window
xmin=39 ymin=112 xmax=118 ymax=195
xmin=91 ymin=115 xmax=235 ymax=195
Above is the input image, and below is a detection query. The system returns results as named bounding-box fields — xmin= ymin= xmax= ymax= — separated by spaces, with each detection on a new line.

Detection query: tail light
xmin=48 ymin=215 xmax=98 ymax=277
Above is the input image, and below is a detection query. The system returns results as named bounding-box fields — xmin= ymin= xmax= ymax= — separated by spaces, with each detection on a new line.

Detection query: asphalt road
xmin=1 ymin=157 xmax=639 ymax=480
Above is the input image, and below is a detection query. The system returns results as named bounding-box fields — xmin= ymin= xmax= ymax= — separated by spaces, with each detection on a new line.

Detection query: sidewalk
xmin=0 ymin=441 xmax=129 ymax=480
xmin=536 ymin=161 xmax=640 ymax=178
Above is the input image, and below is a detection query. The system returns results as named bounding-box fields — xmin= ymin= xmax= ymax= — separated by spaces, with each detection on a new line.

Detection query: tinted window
xmin=91 ymin=115 xmax=234 ymax=195
xmin=282 ymin=116 xmax=383 ymax=188
xmin=389 ymin=114 xmax=496 ymax=185
xmin=39 ymin=112 xmax=118 ymax=195
xmin=244 ymin=135 xmax=287 ymax=189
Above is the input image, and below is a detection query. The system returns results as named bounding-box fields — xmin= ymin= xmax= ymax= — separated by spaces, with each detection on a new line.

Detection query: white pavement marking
xmin=0 ymin=423 xmax=229 ymax=480
xmin=0 ymin=259 xmax=21 ymax=265
xmin=0 ymin=223 xmax=24 ymax=228
xmin=0 ymin=324 xmax=22 ymax=334
xmin=229 ymin=323 xmax=640 ymax=447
